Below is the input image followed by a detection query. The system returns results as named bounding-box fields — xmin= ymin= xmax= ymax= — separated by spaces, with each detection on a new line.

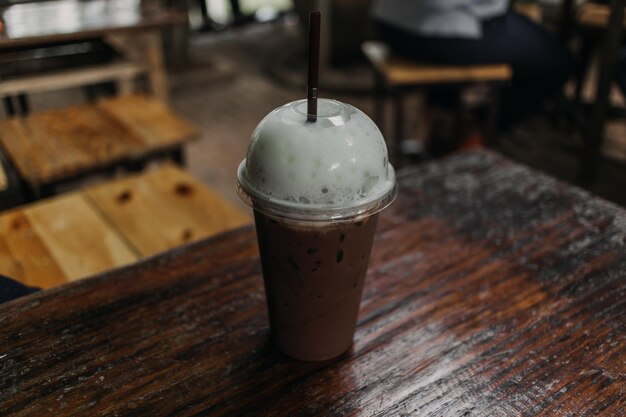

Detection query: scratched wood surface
xmin=0 ymin=150 xmax=624 ymax=416
xmin=0 ymin=94 xmax=197 ymax=187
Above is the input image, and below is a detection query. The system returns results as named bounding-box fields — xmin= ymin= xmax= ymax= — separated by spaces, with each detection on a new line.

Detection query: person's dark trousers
xmin=617 ymin=47 xmax=626 ymax=99
xmin=0 ymin=276 xmax=39 ymax=304
xmin=377 ymin=10 xmax=576 ymax=128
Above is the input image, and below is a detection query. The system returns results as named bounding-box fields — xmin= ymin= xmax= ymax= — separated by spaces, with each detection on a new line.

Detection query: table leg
xmin=106 ymin=31 xmax=169 ymax=102
xmin=580 ymin=0 xmax=625 ymax=182
xmin=143 ymin=32 xmax=169 ymax=102
xmin=560 ymin=0 xmax=576 ymax=41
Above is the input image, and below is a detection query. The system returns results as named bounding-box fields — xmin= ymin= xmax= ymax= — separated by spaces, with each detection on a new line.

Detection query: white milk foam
xmin=241 ymin=99 xmax=394 ymax=207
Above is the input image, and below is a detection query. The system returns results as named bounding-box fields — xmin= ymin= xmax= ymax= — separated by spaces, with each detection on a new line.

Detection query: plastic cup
xmin=237 ymin=98 xmax=397 ymax=361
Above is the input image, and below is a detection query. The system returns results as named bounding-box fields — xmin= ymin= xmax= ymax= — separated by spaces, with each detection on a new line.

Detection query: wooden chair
xmin=0 ymin=164 xmax=250 ymax=289
xmin=362 ymin=41 xmax=512 ymax=165
xmin=0 ymin=95 xmax=197 ymax=200
xmin=571 ymin=1 xmax=626 ymax=181
xmin=0 ymin=39 xmax=196 ymax=203
xmin=0 ymin=94 xmax=197 ymax=201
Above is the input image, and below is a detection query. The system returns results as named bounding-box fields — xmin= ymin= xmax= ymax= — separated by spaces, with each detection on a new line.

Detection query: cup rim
xmin=237 ymin=159 xmax=398 ymax=222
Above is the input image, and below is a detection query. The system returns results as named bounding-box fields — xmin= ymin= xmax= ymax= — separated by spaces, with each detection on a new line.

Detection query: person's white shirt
xmin=372 ymin=0 xmax=510 ymax=39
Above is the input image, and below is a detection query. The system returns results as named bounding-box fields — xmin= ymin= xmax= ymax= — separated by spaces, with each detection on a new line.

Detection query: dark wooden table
xmin=0 ymin=0 xmax=186 ymax=49
xmin=1 ymin=150 xmax=624 ymax=416
xmin=0 ymin=0 xmax=187 ymax=102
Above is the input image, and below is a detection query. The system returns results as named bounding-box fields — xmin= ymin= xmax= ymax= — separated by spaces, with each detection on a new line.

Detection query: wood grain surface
xmin=0 ymin=150 xmax=624 ymax=416
xmin=0 ymin=166 xmax=248 ymax=289
xmin=0 ymin=94 xmax=197 ymax=187
xmin=24 ymin=194 xmax=138 ymax=281
xmin=97 ymin=95 xmax=197 ymax=147
xmin=0 ymin=211 xmax=66 ymax=288
xmin=86 ymin=165 xmax=250 ymax=257
xmin=0 ymin=193 xmax=139 ymax=287
xmin=362 ymin=42 xmax=512 ymax=86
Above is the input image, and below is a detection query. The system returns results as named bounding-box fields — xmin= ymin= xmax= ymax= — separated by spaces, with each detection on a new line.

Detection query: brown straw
xmin=307 ymin=11 xmax=321 ymax=122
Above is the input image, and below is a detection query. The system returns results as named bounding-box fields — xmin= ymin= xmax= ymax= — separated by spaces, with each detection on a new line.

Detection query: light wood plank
xmin=578 ymin=3 xmax=626 ymax=28
xmin=362 ymin=41 xmax=512 ymax=86
xmin=34 ymin=104 xmax=145 ymax=162
xmin=0 ymin=95 xmax=196 ymax=187
xmin=86 ymin=165 xmax=250 ymax=257
xmin=25 ymin=194 xmax=139 ymax=283
xmin=0 ymin=211 xmax=67 ymax=288
xmin=0 ymin=61 xmax=145 ymax=97
xmin=0 ymin=117 xmax=90 ymax=186
xmin=0 ymin=0 xmax=187 ymax=49
xmin=384 ymin=59 xmax=512 ymax=85
xmin=98 ymin=95 xmax=197 ymax=147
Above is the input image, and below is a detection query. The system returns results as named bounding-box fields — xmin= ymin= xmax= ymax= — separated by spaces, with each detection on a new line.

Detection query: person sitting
xmin=371 ymin=0 xmax=575 ymax=152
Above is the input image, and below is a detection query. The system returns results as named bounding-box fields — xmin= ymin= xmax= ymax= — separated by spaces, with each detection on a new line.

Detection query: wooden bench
xmin=0 ymin=165 xmax=251 ymax=289
xmin=362 ymin=41 xmax=512 ymax=164
xmin=0 ymin=93 xmax=197 ymax=200
xmin=0 ymin=61 xmax=146 ymax=99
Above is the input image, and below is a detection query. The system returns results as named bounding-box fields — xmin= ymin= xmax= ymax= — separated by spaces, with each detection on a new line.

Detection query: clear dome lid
xmin=237 ymin=99 xmax=397 ymax=221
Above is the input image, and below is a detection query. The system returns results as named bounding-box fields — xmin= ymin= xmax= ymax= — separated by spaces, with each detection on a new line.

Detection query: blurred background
xmin=2 ymin=0 xmax=626 ymax=211
xmin=1 ymin=0 xmax=626 ymax=290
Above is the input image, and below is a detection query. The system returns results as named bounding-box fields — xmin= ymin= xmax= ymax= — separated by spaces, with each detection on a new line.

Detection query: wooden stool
xmin=0 ymin=94 xmax=197 ymax=200
xmin=0 ymin=165 xmax=250 ymax=289
xmin=362 ymin=41 xmax=512 ymax=164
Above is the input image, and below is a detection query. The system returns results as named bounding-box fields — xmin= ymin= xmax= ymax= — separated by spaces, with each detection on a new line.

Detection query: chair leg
xmin=374 ymin=73 xmax=386 ymax=135
xmin=85 ymin=85 xmax=98 ymax=102
xmin=171 ymin=148 xmax=185 ymax=166
xmin=17 ymin=95 xmax=29 ymax=115
xmin=392 ymin=90 xmax=405 ymax=166
xmin=485 ymin=86 xmax=502 ymax=147
xmin=573 ymin=39 xmax=594 ymax=111
xmin=3 ymin=97 xmax=16 ymax=117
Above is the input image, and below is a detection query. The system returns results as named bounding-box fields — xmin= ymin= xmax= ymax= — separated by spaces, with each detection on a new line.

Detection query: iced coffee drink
xmin=237 ymin=98 xmax=396 ymax=361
